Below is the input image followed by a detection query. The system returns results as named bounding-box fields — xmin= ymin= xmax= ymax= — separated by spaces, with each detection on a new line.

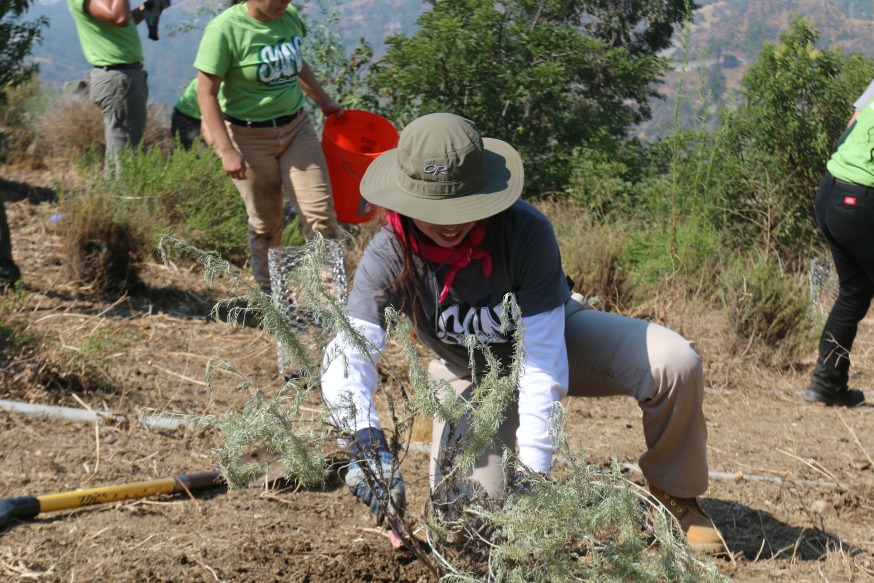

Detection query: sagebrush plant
xmin=151 ymin=234 xmax=728 ymax=581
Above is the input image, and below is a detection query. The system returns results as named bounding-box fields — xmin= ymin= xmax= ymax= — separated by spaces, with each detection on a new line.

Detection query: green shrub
xmin=114 ymin=144 xmax=250 ymax=265
xmin=563 ymin=147 xmax=637 ymax=218
xmin=621 ymin=217 xmax=721 ymax=304
xmin=722 ymin=251 xmax=815 ymax=361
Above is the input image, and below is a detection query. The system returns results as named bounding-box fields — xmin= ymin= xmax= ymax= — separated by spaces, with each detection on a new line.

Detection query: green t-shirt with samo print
xmin=828 ymin=97 xmax=874 ymax=188
xmin=193 ymin=3 xmax=307 ymax=122
xmin=67 ymin=0 xmax=143 ymax=66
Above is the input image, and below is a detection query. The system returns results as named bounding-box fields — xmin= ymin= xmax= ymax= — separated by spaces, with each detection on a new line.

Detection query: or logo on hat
xmin=423 ymin=164 xmax=447 ymax=176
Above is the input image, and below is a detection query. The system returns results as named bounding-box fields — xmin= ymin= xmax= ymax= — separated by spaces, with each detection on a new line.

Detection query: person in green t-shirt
xmin=171 ymin=78 xmax=211 ymax=149
xmin=194 ymin=0 xmax=342 ymax=293
xmin=805 ymin=80 xmax=874 ymax=408
xmin=67 ymin=0 xmax=168 ymax=173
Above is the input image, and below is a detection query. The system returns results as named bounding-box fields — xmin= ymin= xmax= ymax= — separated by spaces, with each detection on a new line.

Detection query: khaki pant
xmin=430 ymin=295 xmax=708 ymax=500
xmin=227 ymin=114 xmax=341 ymax=288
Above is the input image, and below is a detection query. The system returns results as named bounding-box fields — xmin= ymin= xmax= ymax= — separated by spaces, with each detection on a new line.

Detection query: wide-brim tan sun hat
xmin=360 ymin=113 xmax=524 ymax=225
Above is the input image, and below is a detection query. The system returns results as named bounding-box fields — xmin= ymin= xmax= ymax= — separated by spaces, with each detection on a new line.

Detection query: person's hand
xmin=320 ymin=100 xmax=344 ymax=117
xmin=344 ymin=428 xmax=406 ymax=527
xmin=218 ymin=145 xmax=246 ymax=180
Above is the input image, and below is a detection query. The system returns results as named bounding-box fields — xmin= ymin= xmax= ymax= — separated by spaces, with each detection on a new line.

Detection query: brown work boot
xmin=648 ymin=485 xmax=727 ymax=555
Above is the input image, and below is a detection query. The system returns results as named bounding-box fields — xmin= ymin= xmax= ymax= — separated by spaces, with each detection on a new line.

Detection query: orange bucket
xmin=321 ymin=110 xmax=399 ymax=224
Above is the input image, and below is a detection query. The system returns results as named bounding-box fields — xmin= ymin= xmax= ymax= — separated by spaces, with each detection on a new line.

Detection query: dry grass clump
xmin=24 ymin=86 xmax=172 ymax=163
xmin=58 ymin=188 xmax=152 ymax=295
xmin=31 ymin=89 xmax=103 ymax=162
xmin=536 ymin=198 xmax=633 ymax=313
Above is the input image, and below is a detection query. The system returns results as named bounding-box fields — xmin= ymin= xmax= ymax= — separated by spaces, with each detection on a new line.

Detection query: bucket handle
xmin=343 ymin=162 xmax=364 ymax=182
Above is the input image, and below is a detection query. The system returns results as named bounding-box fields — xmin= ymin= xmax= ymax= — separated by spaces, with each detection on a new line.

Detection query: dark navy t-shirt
xmin=346 ymin=200 xmax=571 ymax=372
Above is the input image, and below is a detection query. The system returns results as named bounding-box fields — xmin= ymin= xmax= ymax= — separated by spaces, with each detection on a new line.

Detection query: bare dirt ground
xmin=0 ymin=169 xmax=873 ymax=582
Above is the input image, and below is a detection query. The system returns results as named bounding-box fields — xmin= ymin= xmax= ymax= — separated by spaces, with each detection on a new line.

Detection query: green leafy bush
xmin=622 ymin=217 xmax=721 ymax=303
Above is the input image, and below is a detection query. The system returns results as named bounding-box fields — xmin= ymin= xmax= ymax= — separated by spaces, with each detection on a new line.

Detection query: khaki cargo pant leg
xmin=564 ymin=296 xmax=709 ymax=498
xmin=276 ymin=115 xmax=341 ymax=241
xmin=428 ymin=359 xmax=517 ymax=501
xmin=227 ymin=122 xmax=285 ymax=289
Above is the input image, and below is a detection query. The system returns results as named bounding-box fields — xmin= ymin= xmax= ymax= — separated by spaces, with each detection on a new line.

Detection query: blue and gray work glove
xmin=344 ymin=428 xmax=406 ymax=527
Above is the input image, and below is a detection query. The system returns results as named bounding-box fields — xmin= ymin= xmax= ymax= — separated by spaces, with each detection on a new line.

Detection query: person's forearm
xmin=196 ymin=73 xmax=233 ymax=156
xmin=86 ymin=0 xmax=134 ymax=26
xmin=298 ymin=61 xmax=333 ymax=111
xmin=516 ymin=306 xmax=569 ymax=472
xmin=200 ymin=101 xmax=232 ymax=156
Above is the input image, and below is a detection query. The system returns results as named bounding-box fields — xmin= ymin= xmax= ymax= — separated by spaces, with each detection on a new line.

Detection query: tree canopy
xmin=369 ymin=0 xmax=695 ymax=194
xmin=0 ymin=0 xmax=46 ymax=103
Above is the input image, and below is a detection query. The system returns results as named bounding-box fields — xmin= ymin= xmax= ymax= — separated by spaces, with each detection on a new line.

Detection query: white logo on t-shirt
xmin=436 ymin=300 xmax=515 ymax=345
xmin=258 ymin=37 xmax=303 ymax=86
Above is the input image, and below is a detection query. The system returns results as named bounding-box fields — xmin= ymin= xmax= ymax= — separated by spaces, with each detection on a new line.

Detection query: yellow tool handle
xmin=35 ymin=471 xmax=221 ymax=513
xmin=37 ymin=477 xmax=179 ymax=512
xmin=1 ymin=472 xmax=221 ymax=528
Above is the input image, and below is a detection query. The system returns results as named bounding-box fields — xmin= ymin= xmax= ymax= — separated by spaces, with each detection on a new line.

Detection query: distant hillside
xmin=22 ymin=0 xmax=874 ymax=136
xmin=638 ymin=0 xmax=874 ymax=139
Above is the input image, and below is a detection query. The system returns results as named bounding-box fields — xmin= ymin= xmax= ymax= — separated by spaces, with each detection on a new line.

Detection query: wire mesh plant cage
xmin=808 ymin=255 xmax=839 ymax=317
xmin=268 ymin=239 xmax=348 ymax=380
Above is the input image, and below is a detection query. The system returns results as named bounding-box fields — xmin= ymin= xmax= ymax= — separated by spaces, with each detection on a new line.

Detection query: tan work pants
xmin=227 ymin=114 xmax=341 ymax=288
xmin=430 ymin=295 xmax=708 ymax=500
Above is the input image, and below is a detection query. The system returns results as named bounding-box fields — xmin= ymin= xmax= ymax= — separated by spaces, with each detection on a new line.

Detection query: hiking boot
xmin=648 ymin=485 xmax=727 ymax=555
xmin=803 ymin=387 xmax=865 ymax=407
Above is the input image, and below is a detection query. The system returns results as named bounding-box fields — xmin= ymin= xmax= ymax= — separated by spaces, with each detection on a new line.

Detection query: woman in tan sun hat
xmin=320 ymin=112 xmax=727 ymax=554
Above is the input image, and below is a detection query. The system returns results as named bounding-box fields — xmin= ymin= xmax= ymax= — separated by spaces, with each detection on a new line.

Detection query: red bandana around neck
xmin=386 ymin=211 xmax=492 ymax=302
